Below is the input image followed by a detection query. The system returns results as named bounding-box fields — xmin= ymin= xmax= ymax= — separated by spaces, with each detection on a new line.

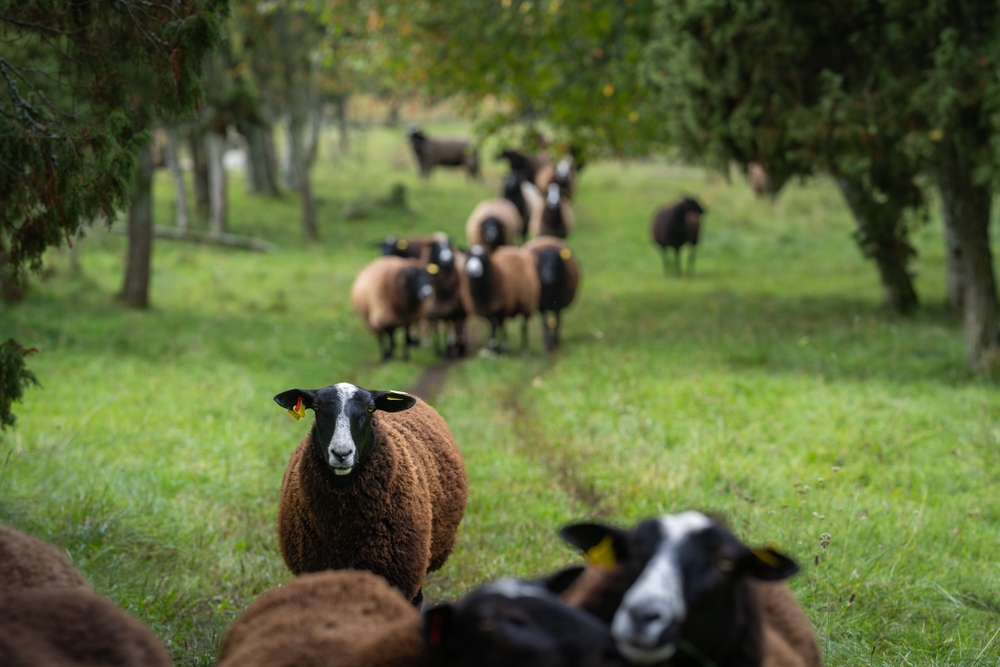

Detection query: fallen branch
xmin=115 ymin=225 xmax=275 ymax=252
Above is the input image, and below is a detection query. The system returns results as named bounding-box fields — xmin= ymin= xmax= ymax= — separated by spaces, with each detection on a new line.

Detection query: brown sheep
xmin=422 ymin=234 xmax=467 ymax=358
xmin=273 ymin=385 xmax=467 ymax=605
xmin=459 ymin=244 xmax=540 ymax=351
xmin=465 ymin=198 xmax=522 ymax=252
xmin=0 ymin=524 xmax=89 ymax=592
xmin=407 ymin=126 xmax=479 ymax=179
xmin=529 ymin=183 xmax=576 ymax=239
xmin=0 ymin=587 xmax=172 ymax=667
xmin=501 ymin=171 xmax=543 ymax=242
xmin=558 ymin=511 xmax=821 ymax=667
xmin=218 ymin=570 xmax=427 ymax=667
xmin=651 ymin=196 xmax=705 ymax=276
xmin=352 ymin=256 xmax=434 ymax=361
xmin=375 ymin=234 xmax=435 ymax=260
xmin=522 ymin=237 xmax=580 ymax=352
xmin=535 ymin=156 xmax=577 ymax=200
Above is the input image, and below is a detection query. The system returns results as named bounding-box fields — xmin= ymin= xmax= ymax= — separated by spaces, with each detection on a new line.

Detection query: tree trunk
xmin=836 ymin=177 xmax=919 ymax=315
xmin=188 ymin=127 xmax=210 ymax=219
xmin=284 ymin=114 xmax=305 ymax=191
xmin=242 ymin=122 xmax=281 ymax=196
xmin=0 ymin=239 xmax=25 ymax=304
xmin=936 ymin=137 xmax=1000 ymax=370
xmin=334 ymin=95 xmax=349 ymax=154
xmin=120 ymin=144 xmax=154 ymax=309
xmin=205 ymin=131 xmax=227 ymax=236
xmin=163 ymin=126 xmax=189 ymax=230
xmin=299 ymin=167 xmax=318 ymax=242
xmin=941 ymin=201 xmax=964 ymax=309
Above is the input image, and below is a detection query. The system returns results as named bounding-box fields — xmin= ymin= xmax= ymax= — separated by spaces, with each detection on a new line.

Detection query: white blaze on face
xmin=556 ymin=158 xmax=571 ymax=180
xmin=438 ymin=247 xmax=453 ymax=264
xmin=328 ymin=383 xmax=358 ymax=474
xmin=546 ymin=183 xmax=560 ymax=208
xmin=465 ymin=255 xmax=484 ymax=278
xmin=611 ymin=511 xmax=713 ymax=665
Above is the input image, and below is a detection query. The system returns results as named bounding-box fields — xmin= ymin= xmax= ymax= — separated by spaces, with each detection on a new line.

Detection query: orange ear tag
xmin=288 ymin=396 xmax=306 ymax=420
xmin=559 ymin=248 xmax=572 ymax=260
xmin=585 ymin=535 xmax=617 ymax=571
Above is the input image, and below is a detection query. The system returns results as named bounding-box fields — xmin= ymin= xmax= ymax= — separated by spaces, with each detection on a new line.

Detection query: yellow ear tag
xmin=385 ymin=390 xmax=409 ymax=401
xmin=427 ymin=263 xmax=440 ymax=275
xmin=287 ymin=396 xmax=306 ymax=420
xmin=752 ymin=548 xmax=780 ymax=568
xmin=397 ymin=239 xmax=409 ymax=250
xmin=559 ymin=248 xmax=572 ymax=260
xmin=586 ymin=535 xmax=617 ymax=570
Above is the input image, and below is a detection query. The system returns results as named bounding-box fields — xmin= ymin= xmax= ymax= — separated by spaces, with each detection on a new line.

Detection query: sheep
xmin=465 ymin=198 xmax=523 ymax=252
xmin=650 ymin=197 xmax=706 ymax=276
xmin=0 ymin=587 xmax=172 ymax=667
xmin=558 ymin=511 xmax=822 ymax=667
xmin=501 ymin=171 xmax=543 ymax=242
xmin=423 ymin=234 xmax=468 ymax=359
xmin=458 ymin=244 xmax=540 ymax=351
xmin=273 ymin=384 xmax=467 ymax=605
xmin=0 ymin=524 xmax=89 ymax=592
xmin=529 ymin=183 xmax=576 ymax=239
xmin=535 ymin=155 xmax=577 ymax=200
xmin=375 ymin=235 xmax=434 ymax=260
xmin=424 ymin=577 xmax=628 ymax=667
xmin=497 ymin=148 xmax=549 ymax=184
xmin=218 ymin=570 xmax=427 ymax=667
xmin=522 ymin=237 xmax=580 ymax=352
xmin=407 ymin=125 xmax=479 ymax=179
xmin=352 ymin=256 xmax=434 ymax=361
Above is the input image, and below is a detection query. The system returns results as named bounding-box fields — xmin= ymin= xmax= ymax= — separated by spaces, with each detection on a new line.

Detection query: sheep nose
xmin=627 ymin=605 xmax=663 ymax=631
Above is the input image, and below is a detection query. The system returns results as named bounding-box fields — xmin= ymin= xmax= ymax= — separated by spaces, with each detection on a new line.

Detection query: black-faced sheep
xmin=651 ymin=197 xmax=706 ymax=276
xmin=0 ymin=524 xmax=89 ymax=592
xmin=465 ymin=198 xmax=523 ymax=253
xmin=458 ymin=244 xmax=540 ymax=351
xmin=501 ymin=171 xmax=543 ymax=242
xmin=558 ymin=511 xmax=821 ymax=667
xmin=0 ymin=587 xmax=172 ymax=667
xmin=352 ymin=256 xmax=434 ymax=361
xmin=424 ymin=577 xmax=628 ymax=667
xmin=273 ymin=384 xmax=467 ymax=605
xmin=522 ymin=237 xmax=580 ymax=352
xmin=497 ymin=149 xmax=549 ymax=184
xmin=423 ymin=235 xmax=468 ymax=359
xmin=218 ymin=570 xmax=428 ymax=667
xmin=407 ymin=126 xmax=479 ymax=179
xmin=376 ymin=235 xmax=434 ymax=260
xmin=529 ymin=183 xmax=576 ymax=239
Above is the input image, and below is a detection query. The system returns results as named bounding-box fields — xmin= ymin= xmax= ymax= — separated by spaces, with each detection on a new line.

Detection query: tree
xmin=0 ymin=340 xmax=38 ymax=432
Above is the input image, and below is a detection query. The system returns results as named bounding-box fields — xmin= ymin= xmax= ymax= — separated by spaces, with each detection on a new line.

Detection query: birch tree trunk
xmin=205 ymin=131 xmax=227 ymax=236
xmin=163 ymin=127 xmax=189 ymax=230
xmin=120 ymin=144 xmax=154 ymax=309
xmin=188 ymin=127 xmax=210 ymax=220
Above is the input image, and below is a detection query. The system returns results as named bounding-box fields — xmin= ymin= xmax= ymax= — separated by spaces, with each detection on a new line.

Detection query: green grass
xmin=2 ymin=123 xmax=999 ymax=666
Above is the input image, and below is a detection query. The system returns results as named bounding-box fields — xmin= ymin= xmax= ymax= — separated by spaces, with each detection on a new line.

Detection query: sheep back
xmin=0 ymin=587 xmax=172 ymax=667
xmin=652 ymin=198 xmax=703 ymax=249
xmin=465 ymin=199 xmax=522 ymax=249
xmin=0 ymin=524 xmax=89 ymax=592
xmin=458 ymin=247 xmax=540 ymax=321
xmin=351 ymin=256 xmax=431 ymax=333
xmin=218 ymin=570 xmax=427 ymax=667
xmin=522 ymin=237 xmax=580 ymax=311
xmin=278 ymin=399 xmax=467 ymax=599
xmin=753 ymin=581 xmax=822 ymax=667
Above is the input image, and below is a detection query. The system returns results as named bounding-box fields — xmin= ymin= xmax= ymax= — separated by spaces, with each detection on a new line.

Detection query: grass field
xmin=2 ymin=123 xmax=999 ymax=666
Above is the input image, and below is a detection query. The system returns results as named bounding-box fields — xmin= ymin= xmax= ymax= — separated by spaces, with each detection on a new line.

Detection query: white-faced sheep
xmin=423 ymin=234 xmax=468 ymax=359
xmin=0 ymin=524 xmax=89 ymax=592
xmin=273 ymin=384 xmax=467 ymax=605
xmin=407 ymin=126 xmax=479 ymax=179
xmin=218 ymin=570 xmax=427 ymax=667
xmin=352 ymin=256 xmax=434 ymax=361
xmin=0 ymin=587 xmax=172 ymax=667
xmin=465 ymin=198 xmax=523 ymax=252
xmin=522 ymin=237 xmax=580 ymax=352
xmin=424 ymin=577 xmax=628 ymax=667
xmin=501 ymin=171 xmax=543 ymax=242
xmin=458 ymin=244 xmax=540 ymax=351
xmin=529 ymin=183 xmax=576 ymax=239
xmin=651 ymin=197 xmax=706 ymax=276
xmin=558 ymin=511 xmax=822 ymax=667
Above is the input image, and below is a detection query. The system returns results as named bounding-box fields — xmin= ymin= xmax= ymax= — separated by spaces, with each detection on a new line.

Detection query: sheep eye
xmin=478 ymin=618 xmax=495 ymax=632
xmin=367 ymin=404 xmax=375 ymax=413
xmin=718 ymin=557 xmax=734 ymax=572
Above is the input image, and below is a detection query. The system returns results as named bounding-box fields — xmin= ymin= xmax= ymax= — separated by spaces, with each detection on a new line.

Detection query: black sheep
xmin=650 ymin=197 xmax=706 ymax=276
xmin=407 ymin=125 xmax=479 ymax=179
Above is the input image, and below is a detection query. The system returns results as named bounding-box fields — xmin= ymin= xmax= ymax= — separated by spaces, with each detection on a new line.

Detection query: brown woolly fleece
xmin=465 ymin=198 xmax=523 ymax=249
xmin=0 ymin=587 xmax=172 ymax=667
xmin=535 ymin=161 xmax=576 ymax=200
xmin=528 ymin=191 xmax=576 ymax=239
xmin=458 ymin=246 xmax=540 ymax=322
xmin=351 ymin=256 xmax=432 ymax=334
xmin=0 ymin=524 xmax=89 ymax=592
xmin=278 ymin=399 xmax=467 ymax=601
xmin=522 ymin=236 xmax=581 ymax=303
xmin=218 ymin=570 xmax=428 ymax=667
xmin=562 ymin=568 xmax=821 ymax=667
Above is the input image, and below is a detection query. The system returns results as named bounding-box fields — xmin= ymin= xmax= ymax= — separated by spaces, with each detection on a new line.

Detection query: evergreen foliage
xmin=0 ymin=339 xmax=39 ymax=431
xmin=0 ymin=0 xmax=228 ymax=277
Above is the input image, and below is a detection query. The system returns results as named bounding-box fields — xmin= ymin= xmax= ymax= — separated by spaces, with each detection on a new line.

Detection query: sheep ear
xmin=559 ymin=522 xmax=629 ymax=570
xmin=273 ymin=389 xmax=316 ymax=411
xmin=372 ymin=390 xmax=417 ymax=412
xmin=422 ymin=604 xmax=454 ymax=649
xmin=745 ymin=546 xmax=799 ymax=581
xmin=531 ymin=566 xmax=586 ymax=595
